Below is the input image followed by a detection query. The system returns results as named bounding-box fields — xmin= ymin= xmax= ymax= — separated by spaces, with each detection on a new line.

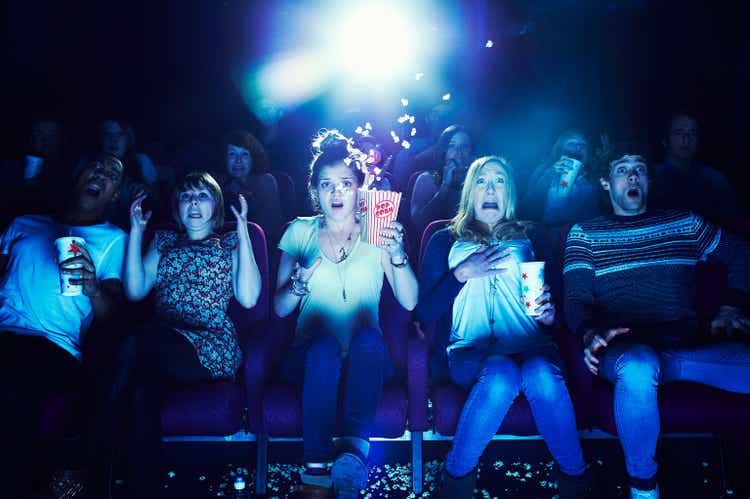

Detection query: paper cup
xmin=519 ymin=261 xmax=545 ymax=316
xmin=24 ymin=155 xmax=44 ymax=180
xmin=559 ymin=156 xmax=583 ymax=193
xmin=54 ymin=237 xmax=86 ymax=296
xmin=358 ymin=189 xmax=402 ymax=245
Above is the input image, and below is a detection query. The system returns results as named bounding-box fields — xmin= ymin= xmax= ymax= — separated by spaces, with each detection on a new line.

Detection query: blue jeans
xmin=599 ymin=337 xmax=750 ymax=490
xmin=445 ymin=345 xmax=586 ymax=478
xmin=281 ymin=328 xmax=395 ymax=463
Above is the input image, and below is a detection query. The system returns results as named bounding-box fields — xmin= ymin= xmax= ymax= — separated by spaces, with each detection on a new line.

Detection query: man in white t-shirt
xmin=0 ymin=153 xmax=127 ymax=498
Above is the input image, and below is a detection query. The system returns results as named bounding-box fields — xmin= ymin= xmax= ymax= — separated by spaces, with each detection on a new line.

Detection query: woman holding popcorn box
xmin=273 ymin=129 xmax=417 ymax=499
xmin=416 ymin=156 xmax=595 ymax=499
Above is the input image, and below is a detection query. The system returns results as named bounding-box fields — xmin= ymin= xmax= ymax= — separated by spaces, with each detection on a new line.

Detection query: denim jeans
xmin=599 ymin=336 xmax=750 ymax=490
xmin=445 ymin=344 xmax=586 ymax=478
xmin=281 ymin=328 xmax=395 ymax=463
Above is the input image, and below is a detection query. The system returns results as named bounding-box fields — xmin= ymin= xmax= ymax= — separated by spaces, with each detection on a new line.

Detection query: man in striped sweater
xmin=563 ymin=145 xmax=750 ymax=499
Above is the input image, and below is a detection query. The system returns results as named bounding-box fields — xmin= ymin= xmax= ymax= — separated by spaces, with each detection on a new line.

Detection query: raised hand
xmin=59 ymin=244 xmax=99 ymax=297
xmin=230 ymin=193 xmax=248 ymax=225
xmin=533 ymin=284 xmax=555 ymax=326
xmin=378 ymin=221 xmax=407 ymax=261
xmin=129 ymin=192 xmax=152 ymax=233
xmin=583 ymin=327 xmax=630 ymax=375
xmin=595 ymin=132 xmax=613 ymax=160
xmin=452 ymin=245 xmax=510 ymax=282
xmin=290 ymin=257 xmax=322 ymax=296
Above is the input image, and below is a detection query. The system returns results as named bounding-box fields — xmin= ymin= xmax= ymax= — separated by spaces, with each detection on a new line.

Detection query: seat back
xmin=270 ymin=171 xmax=299 ymax=221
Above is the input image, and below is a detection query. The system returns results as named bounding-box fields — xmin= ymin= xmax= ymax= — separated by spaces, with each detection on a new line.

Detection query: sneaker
xmin=434 ymin=463 xmax=477 ymax=499
xmin=552 ymin=464 xmax=596 ymax=499
xmin=631 ymin=484 xmax=660 ymax=499
xmin=331 ymin=452 xmax=368 ymax=499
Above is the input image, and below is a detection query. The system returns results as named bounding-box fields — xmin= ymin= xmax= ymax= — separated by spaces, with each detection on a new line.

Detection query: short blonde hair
xmin=449 ymin=156 xmax=529 ymax=243
xmin=172 ymin=172 xmax=225 ymax=230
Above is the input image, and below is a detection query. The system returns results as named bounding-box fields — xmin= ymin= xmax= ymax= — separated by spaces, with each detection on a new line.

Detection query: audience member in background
xmin=77 ymin=119 xmax=162 ymax=229
xmin=0 ymin=118 xmax=70 ymax=225
xmin=417 ymin=156 xmax=594 ymax=499
xmin=0 ymin=155 xmax=126 ymax=499
xmin=521 ymin=130 xmax=605 ymax=225
xmin=393 ymin=102 xmax=456 ymax=190
xmin=650 ymin=112 xmax=739 ymax=226
xmin=274 ymin=130 xmax=417 ymax=499
xmin=564 ymin=144 xmax=750 ymax=499
xmin=410 ymin=125 xmax=473 ymax=242
xmin=219 ymin=130 xmax=283 ymax=245
xmin=87 ymin=172 xmax=262 ymax=499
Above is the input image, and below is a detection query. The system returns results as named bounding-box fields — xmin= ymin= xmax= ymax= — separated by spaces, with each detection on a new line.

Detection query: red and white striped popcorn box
xmin=358 ymin=189 xmax=402 ymax=245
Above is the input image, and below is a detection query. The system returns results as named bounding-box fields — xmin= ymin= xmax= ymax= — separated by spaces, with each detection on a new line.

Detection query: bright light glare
xmin=333 ymin=4 xmax=419 ymax=82
xmin=254 ymin=50 xmax=331 ymax=107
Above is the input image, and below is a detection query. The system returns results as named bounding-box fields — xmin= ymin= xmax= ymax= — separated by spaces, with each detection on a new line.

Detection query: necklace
xmin=326 ymin=228 xmax=355 ymax=302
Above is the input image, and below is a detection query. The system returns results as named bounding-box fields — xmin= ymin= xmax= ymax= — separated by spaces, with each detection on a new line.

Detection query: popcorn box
xmin=358 ymin=189 xmax=402 ymax=245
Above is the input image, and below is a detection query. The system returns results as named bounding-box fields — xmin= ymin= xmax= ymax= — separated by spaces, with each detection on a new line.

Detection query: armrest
xmin=556 ymin=328 xmax=596 ymax=429
xmin=243 ymin=318 xmax=289 ymax=432
xmin=407 ymin=324 xmax=431 ymax=431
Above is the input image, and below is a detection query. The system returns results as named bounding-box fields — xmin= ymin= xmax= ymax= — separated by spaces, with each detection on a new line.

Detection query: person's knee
xmin=616 ymin=344 xmax=660 ymax=390
xmin=349 ymin=328 xmax=385 ymax=355
xmin=521 ymin=357 xmax=564 ymax=401
xmin=479 ymin=358 xmax=521 ymax=402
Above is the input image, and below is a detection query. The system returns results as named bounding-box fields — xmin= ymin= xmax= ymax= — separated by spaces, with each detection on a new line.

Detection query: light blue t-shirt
xmin=447 ymin=238 xmax=552 ymax=355
xmin=278 ymin=216 xmax=384 ymax=353
xmin=0 ymin=215 xmax=126 ymax=360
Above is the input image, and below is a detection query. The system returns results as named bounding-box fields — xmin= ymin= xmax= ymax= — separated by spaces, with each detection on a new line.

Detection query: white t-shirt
xmin=447 ymin=238 xmax=552 ymax=355
xmin=278 ymin=216 xmax=384 ymax=354
xmin=0 ymin=215 xmax=127 ymax=361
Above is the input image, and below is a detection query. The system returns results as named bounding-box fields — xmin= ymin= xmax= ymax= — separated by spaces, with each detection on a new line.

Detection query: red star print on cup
xmin=561 ymin=181 xmax=569 ymax=188
xmin=69 ymin=243 xmax=81 ymax=257
xmin=522 ymin=273 xmax=528 ymax=279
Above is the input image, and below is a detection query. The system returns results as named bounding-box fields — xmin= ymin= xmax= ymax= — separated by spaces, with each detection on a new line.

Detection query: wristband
xmin=390 ymin=254 xmax=409 ymax=268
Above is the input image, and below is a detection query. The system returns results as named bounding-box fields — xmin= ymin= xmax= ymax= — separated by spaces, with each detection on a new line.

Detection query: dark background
xmin=3 ymin=0 xmax=748 ymax=198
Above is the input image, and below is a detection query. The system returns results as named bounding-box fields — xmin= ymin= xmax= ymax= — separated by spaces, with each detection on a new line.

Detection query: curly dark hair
xmin=594 ymin=141 xmax=653 ymax=180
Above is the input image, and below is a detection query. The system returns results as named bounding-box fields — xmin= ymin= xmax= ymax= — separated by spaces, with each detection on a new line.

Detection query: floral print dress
xmin=153 ymin=230 xmax=242 ymax=380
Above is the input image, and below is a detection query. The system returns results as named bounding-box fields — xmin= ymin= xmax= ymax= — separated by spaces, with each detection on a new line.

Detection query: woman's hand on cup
xmin=378 ymin=221 xmax=407 ymax=260
xmin=453 ymin=245 xmax=510 ymax=283
xmin=533 ymin=284 xmax=555 ymax=326
xmin=129 ymin=191 xmax=152 ymax=233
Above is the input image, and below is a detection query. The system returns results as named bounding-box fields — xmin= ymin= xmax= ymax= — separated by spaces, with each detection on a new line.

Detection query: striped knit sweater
xmin=563 ymin=209 xmax=750 ymax=339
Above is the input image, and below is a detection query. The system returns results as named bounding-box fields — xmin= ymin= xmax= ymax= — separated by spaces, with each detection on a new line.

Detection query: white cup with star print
xmin=519 ymin=261 xmax=545 ymax=316
xmin=558 ymin=156 xmax=583 ymax=194
xmin=54 ymin=236 xmax=86 ymax=296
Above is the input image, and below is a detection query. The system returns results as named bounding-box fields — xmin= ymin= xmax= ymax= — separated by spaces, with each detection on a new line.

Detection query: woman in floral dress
xmin=88 ymin=172 xmax=261 ymax=499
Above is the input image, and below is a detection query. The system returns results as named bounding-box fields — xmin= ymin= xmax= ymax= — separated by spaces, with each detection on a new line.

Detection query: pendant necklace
xmin=327 ymin=228 xmax=354 ymax=302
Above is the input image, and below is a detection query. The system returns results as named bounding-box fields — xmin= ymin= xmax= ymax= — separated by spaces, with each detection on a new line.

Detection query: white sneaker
xmin=630 ymin=484 xmax=660 ymax=499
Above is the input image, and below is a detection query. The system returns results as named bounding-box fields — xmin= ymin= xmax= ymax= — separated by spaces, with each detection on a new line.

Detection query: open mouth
xmin=188 ymin=212 xmax=202 ymax=219
xmin=331 ymin=201 xmax=344 ymax=209
xmin=482 ymin=202 xmax=498 ymax=210
xmin=626 ymin=188 xmax=640 ymax=198
xmin=84 ymin=182 xmax=103 ymax=197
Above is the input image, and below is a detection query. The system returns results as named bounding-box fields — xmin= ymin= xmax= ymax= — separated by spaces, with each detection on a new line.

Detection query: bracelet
xmin=289 ymin=277 xmax=310 ymax=296
xmin=390 ymin=254 xmax=409 ymax=268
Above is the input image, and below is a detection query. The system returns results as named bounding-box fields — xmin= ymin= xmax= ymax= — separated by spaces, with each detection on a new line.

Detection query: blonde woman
xmin=416 ymin=156 xmax=593 ymax=499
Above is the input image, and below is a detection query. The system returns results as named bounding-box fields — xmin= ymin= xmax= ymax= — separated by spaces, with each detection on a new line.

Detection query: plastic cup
xmin=358 ymin=189 xmax=402 ymax=245
xmin=54 ymin=236 xmax=86 ymax=296
xmin=24 ymin=155 xmax=44 ymax=180
xmin=519 ymin=261 xmax=545 ymax=316
xmin=558 ymin=156 xmax=583 ymax=193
